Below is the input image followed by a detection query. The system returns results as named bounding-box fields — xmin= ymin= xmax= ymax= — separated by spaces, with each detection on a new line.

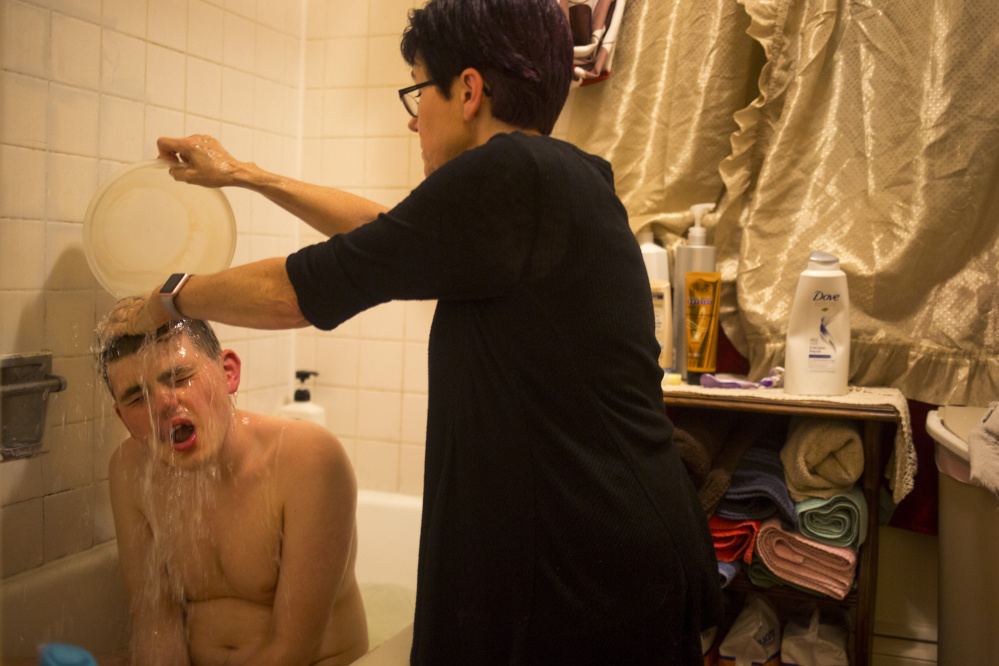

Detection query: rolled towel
xmin=717 ymin=560 xmax=742 ymax=588
xmin=709 ymin=515 xmax=761 ymax=564
xmin=781 ymin=417 xmax=864 ymax=502
xmin=795 ymin=486 xmax=868 ymax=550
xmin=698 ymin=414 xmax=762 ymax=515
xmin=671 ymin=409 xmax=737 ymax=485
xmin=746 ymin=559 xmax=824 ymax=597
xmin=754 ymin=518 xmax=858 ymax=600
xmin=715 ymin=436 xmax=798 ymax=530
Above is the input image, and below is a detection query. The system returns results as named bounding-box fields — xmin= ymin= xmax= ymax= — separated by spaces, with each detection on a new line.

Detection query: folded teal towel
xmin=795 ymin=486 xmax=868 ymax=550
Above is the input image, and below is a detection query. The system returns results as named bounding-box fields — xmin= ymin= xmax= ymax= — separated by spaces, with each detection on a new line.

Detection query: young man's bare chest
xmin=144 ymin=467 xmax=283 ymax=606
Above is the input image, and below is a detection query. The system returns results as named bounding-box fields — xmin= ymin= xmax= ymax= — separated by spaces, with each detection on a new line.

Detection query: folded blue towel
xmin=717 ymin=560 xmax=742 ymax=588
xmin=715 ymin=437 xmax=798 ymax=530
xmin=795 ymin=486 xmax=868 ymax=550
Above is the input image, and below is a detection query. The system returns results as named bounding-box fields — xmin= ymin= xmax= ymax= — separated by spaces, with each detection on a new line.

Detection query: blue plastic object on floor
xmin=37 ymin=643 xmax=98 ymax=666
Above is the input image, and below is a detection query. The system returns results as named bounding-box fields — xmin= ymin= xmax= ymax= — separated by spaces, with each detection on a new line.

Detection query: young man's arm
xmin=241 ymin=422 xmax=361 ymax=666
xmin=109 ymin=444 xmax=191 ymax=666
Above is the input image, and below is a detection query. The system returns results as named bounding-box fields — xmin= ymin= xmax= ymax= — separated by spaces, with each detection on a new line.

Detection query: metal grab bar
xmin=0 ymin=375 xmax=67 ymax=397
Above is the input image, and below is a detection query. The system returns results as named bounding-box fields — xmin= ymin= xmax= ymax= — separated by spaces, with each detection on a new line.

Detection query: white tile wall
xmin=101 ymin=29 xmax=147 ymax=99
xmin=146 ymin=43 xmax=187 ymax=109
xmin=46 ymin=152 xmax=98 ymax=221
xmin=324 ymin=37 xmax=367 ymax=88
xmin=3 ymin=0 xmax=51 ymax=78
xmin=367 ymin=35 xmax=408 ymax=86
xmin=98 ymin=94 xmax=145 ymax=161
xmin=41 ymin=422 xmax=94 ymax=494
xmin=2 ymin=72 xmax=48 ymax=148
xmin=43 ymin=486 xmax=94 ymax=562
xmin=187 ymin=56 xmax=224 ymax=119
xmin=222 ymin=67 xmax=256 ymax=126
xmin=49 ymin=84 xmax=100 ymax=156
xmin=49 ymin=0 xmax=101 ymax=24
xmin=188 ymin=0 xmax=225 ymax=63
xmin=355 ymin=438 xmax=399 ymax=491
xmin=147 ymin=0 xmax=188 ymax=52
xmin=0 ymin=219 xmax=46 ymax=290
xmin=223 ymin=11 xmax=256 ymax=68
xmin=0 ymin=458 xmax=44 ymax=506
xmin=1 ymin=145 xmax=47 ymax=218
xmin=328 ymin=0 xmax=369 ymax=38
xmin=46 ymin=220 xmax=98 ymax=290
xmin=51 ymin=13 xmax=101 ymax=89
xmin=102 ymin=0 xmax=146 ymax=39
xmin=1 ymin=498 xmax=44 ymax=576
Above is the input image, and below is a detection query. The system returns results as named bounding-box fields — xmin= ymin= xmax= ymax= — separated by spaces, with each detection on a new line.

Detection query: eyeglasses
xmin=399 ymin=81 xmax=436 ymax=118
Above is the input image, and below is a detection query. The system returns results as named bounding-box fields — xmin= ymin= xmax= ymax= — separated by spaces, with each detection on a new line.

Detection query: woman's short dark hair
xmin=401 ymin=0 xmax=573 ymax=136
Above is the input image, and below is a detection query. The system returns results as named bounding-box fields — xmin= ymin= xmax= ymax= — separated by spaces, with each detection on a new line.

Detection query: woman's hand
xmin=97 ymin=294 xmax=170 ymax=340
xmin=156 ymin=134 xmax=247 ymax=188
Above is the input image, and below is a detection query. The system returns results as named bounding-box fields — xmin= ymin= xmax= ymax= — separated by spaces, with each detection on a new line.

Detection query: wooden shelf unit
xmin=662 ymin=390 xmax=900 ymax=666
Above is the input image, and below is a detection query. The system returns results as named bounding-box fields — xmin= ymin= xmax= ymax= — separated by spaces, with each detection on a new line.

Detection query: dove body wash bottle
xmin=784 ymin=251 xmax=850 ymax=395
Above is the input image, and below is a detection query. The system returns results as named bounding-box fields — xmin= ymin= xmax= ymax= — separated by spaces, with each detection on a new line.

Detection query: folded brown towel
xmin=700 ymin=417 xmax=761 ymax=514
xmin=671 ymin=409 xmax=736 ymax=486
xmin=781 ymin=417 xmax=864 ymax=502
xmin=671 ymin=410 xmax=760 ymax=515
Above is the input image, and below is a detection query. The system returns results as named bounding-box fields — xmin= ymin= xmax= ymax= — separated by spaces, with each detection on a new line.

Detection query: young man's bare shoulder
xmin=108 ymin=435 xmax=150 ymax=478
xmin=245 ymin=412 xmax=350 ymax=474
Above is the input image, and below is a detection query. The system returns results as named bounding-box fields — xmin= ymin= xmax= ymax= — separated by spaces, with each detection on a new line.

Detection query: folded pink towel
xmin=754 ymin=518 xmax=857 ymax=600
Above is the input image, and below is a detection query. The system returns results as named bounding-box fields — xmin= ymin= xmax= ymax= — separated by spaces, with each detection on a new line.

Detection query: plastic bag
xmin=702 ymin=625 xmax=719 ymax=665
xmin=718 ymin=594 xmax=781 ymax=665
xmin=781 ymin=604 xmax=849 ymax=666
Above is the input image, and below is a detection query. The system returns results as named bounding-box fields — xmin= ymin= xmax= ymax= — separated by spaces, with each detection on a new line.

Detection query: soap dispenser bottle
xmin=673 ymin=204 xmax=718 ymax=382
xmin=637 ymin=224 xmax=673 ymax=371
xmin=280 ymin=370 xmax=327 ymax=427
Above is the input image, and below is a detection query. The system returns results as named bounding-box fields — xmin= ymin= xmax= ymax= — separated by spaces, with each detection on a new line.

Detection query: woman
xmin=120 ymin=0 xmax=723 ymax=663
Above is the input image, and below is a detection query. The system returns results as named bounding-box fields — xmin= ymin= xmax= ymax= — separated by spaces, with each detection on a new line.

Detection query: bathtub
xmin=0 ymin=489 xmax=422 ymax=663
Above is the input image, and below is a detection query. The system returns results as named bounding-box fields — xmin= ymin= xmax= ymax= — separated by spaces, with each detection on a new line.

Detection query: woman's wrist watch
xmin=159 ymin=273 xmax=191 ymax=319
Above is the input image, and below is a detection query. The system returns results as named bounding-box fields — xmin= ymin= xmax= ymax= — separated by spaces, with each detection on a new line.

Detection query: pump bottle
xmin=673 ymin=204 xmax=718 ymax=381
xmin=784 ymin=251 xmax=851 ymax=396
xmin=637 ymin=225 xmax=672 ymax=371
xmin=280 ymin=370 xmax=327 ymax=427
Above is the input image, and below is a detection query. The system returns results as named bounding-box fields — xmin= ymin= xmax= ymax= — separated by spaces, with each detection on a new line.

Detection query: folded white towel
xmin=968 ymin=402 xmax=999 ymax=494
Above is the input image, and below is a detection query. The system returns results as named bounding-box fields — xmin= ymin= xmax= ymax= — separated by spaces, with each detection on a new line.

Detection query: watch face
xmin=161 ymin=273 xmax=187 ymax=293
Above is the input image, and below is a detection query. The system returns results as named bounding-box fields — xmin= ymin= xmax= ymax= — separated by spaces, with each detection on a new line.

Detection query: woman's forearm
xmin=236 ymin=166 xmax=390 ymax=237
xmin=153 ymin=258 xmax=310 ymax=331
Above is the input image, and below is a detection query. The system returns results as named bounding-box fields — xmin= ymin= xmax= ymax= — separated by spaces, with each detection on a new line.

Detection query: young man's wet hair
xmin=97 ymin=316 xmax=223 ymax=396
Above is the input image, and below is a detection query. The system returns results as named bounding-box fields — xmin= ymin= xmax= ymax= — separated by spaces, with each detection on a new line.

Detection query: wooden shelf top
xmin=662 ymin=385 xmax=902 ymax=422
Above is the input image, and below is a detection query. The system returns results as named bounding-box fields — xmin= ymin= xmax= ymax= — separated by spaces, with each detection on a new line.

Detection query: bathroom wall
xmin=0 ymin=0 xmax=575 ymax=580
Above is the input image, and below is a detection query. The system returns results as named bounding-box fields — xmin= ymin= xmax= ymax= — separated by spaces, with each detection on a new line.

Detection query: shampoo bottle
xmin=784 ymin=251 xmax=850 ymax=396
xmin=673 ymin=204 xmax=718 ymax=382
xmin=280 ymin=370 xmax=327 ymax=427
xmin=637 ymin=225 xmax=672 ymax=371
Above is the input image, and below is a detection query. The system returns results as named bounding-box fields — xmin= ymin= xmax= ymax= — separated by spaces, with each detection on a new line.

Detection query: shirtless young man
xmin=100 ymin=310 xmax=368 ymax=666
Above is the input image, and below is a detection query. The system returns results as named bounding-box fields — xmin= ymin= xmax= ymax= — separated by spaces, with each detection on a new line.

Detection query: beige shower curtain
xmin=568 ymin=0 xmax=999 ymax=407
